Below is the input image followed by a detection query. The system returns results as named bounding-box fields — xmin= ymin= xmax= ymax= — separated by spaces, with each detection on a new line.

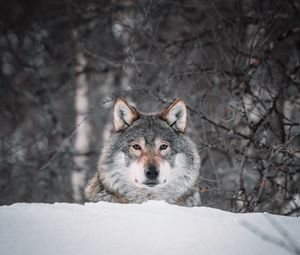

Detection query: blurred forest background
xmin=0 ymin=0 xmax=299 ymax=215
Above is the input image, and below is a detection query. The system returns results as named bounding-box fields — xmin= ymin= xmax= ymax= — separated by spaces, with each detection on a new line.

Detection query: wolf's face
xmin=126 ymin=135 xmax=171 ymax=187
xmin=99 ymin=97 xmax=200 ymax=200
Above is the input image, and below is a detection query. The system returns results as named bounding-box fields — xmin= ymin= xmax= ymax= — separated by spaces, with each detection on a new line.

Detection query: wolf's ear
xmin=114 ymin=97 xmax=139 ymax=132
xmin=160 ymin=99 xmax=187 ymax=133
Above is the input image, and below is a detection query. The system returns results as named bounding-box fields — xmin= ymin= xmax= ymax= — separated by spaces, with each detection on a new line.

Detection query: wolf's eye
xmin=132 ymin=144 xmax=141 ymax=150
xmin=160 ymin=144 xmax=168 ymax=150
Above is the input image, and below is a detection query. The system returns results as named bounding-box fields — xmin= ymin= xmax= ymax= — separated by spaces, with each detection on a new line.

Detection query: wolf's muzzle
xmin=144 ymin=181 xmax=159 ymax=187
xmin=144 ymin=165 xmax=160 ymax=186
xmin=145 ymin=165 xmax=159 ymax=180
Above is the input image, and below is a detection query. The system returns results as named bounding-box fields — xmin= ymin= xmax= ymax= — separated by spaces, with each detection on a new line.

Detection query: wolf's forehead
xmin=125 ymin=115 xmax=177 ymax=143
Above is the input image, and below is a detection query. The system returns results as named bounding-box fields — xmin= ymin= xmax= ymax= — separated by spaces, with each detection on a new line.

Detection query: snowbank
xmin=0 ymin=201 xmax=299 ymax=255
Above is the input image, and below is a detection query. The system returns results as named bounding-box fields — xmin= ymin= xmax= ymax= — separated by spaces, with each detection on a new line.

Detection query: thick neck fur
xmin=85 ymin=150 xmax=201 ymax=207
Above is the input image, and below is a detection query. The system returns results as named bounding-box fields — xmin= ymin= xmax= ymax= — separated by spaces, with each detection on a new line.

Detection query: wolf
xmin=85 ymin=97 xmax=201 ymax=206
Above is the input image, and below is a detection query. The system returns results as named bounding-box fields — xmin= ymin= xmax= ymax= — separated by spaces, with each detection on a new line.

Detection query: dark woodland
xmin=0 ymin=0 xmax=299 ymax=215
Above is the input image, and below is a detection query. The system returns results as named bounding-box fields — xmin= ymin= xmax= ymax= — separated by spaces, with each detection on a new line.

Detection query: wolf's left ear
xmin=114 ymin=97 xmax=139 ymax=132
xmin=160 ymin=99 xmax=187 ymax=133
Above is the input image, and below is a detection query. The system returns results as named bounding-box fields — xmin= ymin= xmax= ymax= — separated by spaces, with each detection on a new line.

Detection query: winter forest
xmin=1 ymin=0 xmax=300 ymax=215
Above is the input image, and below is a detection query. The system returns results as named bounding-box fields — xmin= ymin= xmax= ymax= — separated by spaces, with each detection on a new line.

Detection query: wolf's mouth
xmin=144 ymin=181 xmax=159 ymax=187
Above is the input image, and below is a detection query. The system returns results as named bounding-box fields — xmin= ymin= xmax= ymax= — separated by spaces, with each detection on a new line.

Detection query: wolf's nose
xmin=145 ymin=165 xmax=159 ymax=180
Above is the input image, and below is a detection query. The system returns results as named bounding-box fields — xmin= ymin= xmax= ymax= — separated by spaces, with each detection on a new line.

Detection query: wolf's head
xmin=98 ymin=97 xmax=200 ymax=202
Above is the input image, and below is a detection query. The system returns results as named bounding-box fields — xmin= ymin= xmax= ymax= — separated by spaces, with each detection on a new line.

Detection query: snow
xmin=0 ymin=201 xmax=299 ymax=255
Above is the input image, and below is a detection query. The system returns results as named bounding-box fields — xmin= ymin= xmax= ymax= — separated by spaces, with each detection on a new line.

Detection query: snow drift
xmin=0 ymin=201 xmax=299 ymax=255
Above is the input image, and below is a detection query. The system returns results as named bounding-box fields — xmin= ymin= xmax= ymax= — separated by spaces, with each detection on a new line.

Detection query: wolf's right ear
xmin=113 ymin=97 xmax=139 ymax=132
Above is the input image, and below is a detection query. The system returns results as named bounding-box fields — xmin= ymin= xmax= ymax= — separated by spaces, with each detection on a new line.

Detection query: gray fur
xmin=85 ymin=100 xmax=201 ymax=207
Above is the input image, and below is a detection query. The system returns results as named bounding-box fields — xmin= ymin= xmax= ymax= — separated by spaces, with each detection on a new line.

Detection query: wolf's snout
xmin=145 ymin=165 xmax=159 ymax=180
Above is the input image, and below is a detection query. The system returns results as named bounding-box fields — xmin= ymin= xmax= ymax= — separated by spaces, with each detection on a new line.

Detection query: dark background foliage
xmin=1 ymin=0 xmax=299 ymax=215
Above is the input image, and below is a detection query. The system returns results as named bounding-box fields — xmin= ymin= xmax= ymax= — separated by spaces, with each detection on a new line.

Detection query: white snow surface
xmin=0 ymin=201 xmax=300 ymax=255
